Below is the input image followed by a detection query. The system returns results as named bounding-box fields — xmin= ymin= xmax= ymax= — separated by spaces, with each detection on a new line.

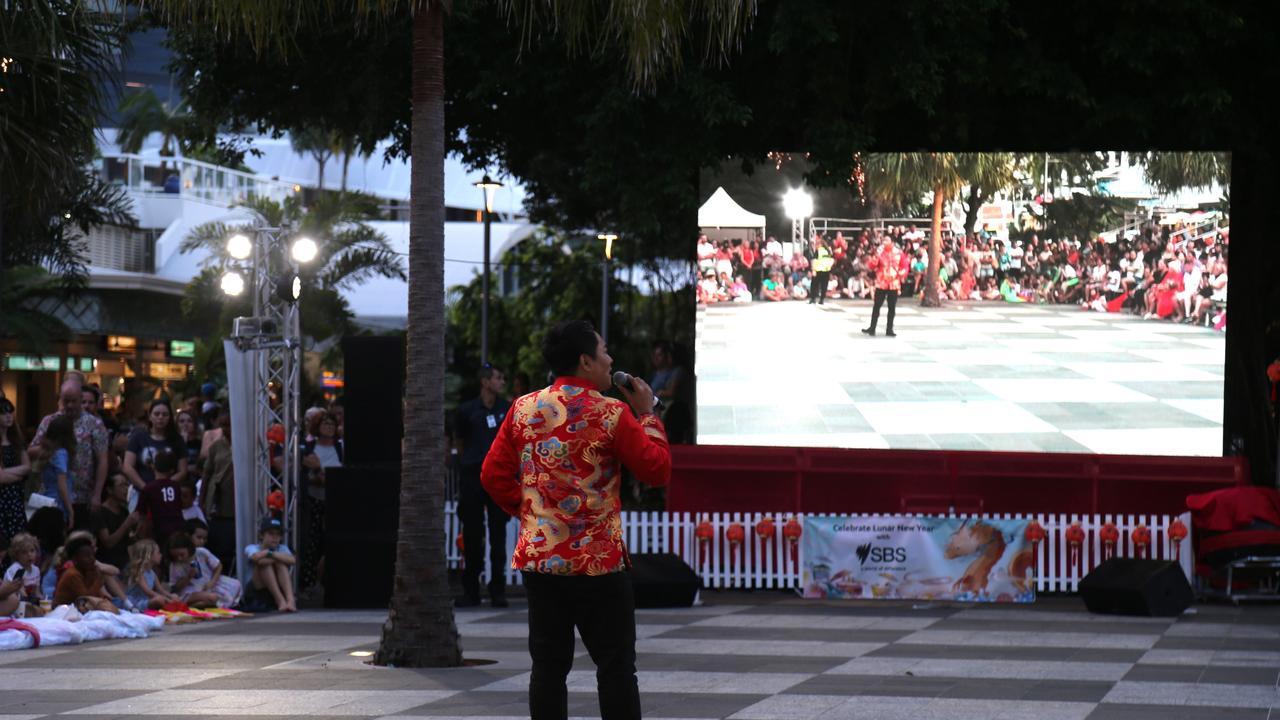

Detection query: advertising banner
xmin=800 ymin=516 xmax=1035 ymax=603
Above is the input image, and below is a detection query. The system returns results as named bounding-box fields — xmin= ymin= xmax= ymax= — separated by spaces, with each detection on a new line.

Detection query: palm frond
xmin=320 ymin=247 xmax=407 ymax=291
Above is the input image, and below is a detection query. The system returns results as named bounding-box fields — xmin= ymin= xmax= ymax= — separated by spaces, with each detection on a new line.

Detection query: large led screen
xmin=695 ymin=152 xmax=1229 ymax=456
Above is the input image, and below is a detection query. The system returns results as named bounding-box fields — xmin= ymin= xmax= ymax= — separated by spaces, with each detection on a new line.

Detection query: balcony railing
xmin=99 ymin=152 xmax=303 ymax=208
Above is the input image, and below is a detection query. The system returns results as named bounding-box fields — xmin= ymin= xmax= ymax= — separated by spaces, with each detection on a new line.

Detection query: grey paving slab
xmin=4 ymin=590 xmax=1277 ymax=719
xmin=1084 ymin=705 xmax=1269 ymax=720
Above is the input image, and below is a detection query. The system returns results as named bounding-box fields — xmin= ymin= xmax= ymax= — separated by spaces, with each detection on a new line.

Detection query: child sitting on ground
xmin=245 ymin=516 xmax=297 ymax=612
xmin=52 ymin=535 xmax=119 ymax=613
xmin=168 ymin=530 xmax=240 ymax=608
xmin=125 ymin=539 xmax=179 ymax=610
xmin=3 ymin=533 xmax=44 ymax=609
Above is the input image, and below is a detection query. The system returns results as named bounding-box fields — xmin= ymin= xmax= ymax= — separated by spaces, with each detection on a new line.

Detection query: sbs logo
xmin=855 ymin=542 xmax=907 ymax=566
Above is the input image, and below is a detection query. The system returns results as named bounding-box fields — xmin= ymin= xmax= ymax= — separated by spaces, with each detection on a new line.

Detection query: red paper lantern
xmin=1131 ymin=525 xmax=1152 ymax=557
xmin=694 ymin=519 xmax=714 ymax=542
xmin=755 ymin=517 xmax=776 ymax=540
xmin=783 ymin=517 xmax=803 ymax=542
xmin=1024 ymin=520 xmax=1046 ymax=545
xmin=726 ymin=523 xmax=746 ymax=545
xmin=783 ymin=517 xmax=803 ymax=564
xmin=455 ymin=532 xmax=464 ymax=552
xmin=266 ymin=423 xmax=285 ymax=444
xmin=266 ymin=489 xmax=285 ymax=512
xmin=1065 ymin=522 xmax=1086 ymax=574
xmin=1168 ymin=519 xmax=1189 ymax=561
xmin=1099 ymin=522 xmax=1120 ymax=560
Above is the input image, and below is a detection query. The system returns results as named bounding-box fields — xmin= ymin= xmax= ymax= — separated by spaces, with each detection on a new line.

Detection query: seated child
xmin=3 ymin=533 xmax=44 ymax=607
xmin=124 ymin=539 xmax=179 ymax=610
xmin=168 ymin=530 xmax=240 ymax=608
xmin=245 ymin=516 xmax=297 ymax=612
xmin=53 ymin=535 xmax=119 ymax=613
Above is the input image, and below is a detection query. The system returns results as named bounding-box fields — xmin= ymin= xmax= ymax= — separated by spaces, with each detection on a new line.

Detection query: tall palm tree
xmin=1141 ymin=152 xmax=1231 ymax=201
xmin=863 ymin=153 xmax=968 ymax=307
xmin=958 ymin=153 xmax=1017 ymax=238
xmin=144 ymin=0 xmax=755 ymax=668
xmin=116 ymin=87 xmax=197 ymax=170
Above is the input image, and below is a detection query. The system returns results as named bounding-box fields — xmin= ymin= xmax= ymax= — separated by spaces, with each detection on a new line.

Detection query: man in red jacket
xmin=863 ymin=236 xmax=910 ymax=337
xmin=482 ymin=319 xmax=670 ymax=720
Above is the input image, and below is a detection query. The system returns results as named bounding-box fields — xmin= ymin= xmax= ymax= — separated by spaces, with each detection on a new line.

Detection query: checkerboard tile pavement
xmin=1 ymin=593 xmax=1276 ymax=719
xmin=695 ymin=300 xmax=1226 ymax=455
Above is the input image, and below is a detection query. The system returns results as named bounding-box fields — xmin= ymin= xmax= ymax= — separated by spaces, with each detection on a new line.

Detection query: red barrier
xmin=668 ymin=445 xmax=1248 ymax=515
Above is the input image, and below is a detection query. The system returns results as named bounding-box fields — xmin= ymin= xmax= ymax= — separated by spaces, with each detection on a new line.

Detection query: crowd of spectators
xmin=1 ymin=374 xmax=345 ymax=618
xmin=696 ymin=219 xmax=1228 ymax=330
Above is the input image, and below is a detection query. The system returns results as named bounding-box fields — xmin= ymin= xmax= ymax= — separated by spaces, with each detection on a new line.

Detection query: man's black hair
xmin=185 ymin=518 xmax=209 ymax=535
xmin=541 ymin=320 xmax=599 ymax=377
xmin=478 ymin=363 xmax=502 ymax=382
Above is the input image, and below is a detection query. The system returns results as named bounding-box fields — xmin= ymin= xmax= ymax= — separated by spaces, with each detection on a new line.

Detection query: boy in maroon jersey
xmin=140 ymin=450 xmax=184 ymax=548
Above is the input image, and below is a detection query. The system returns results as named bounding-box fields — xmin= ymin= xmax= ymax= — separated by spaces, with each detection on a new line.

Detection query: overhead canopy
xmin=698 ymin=187 xmax=767 ymax=232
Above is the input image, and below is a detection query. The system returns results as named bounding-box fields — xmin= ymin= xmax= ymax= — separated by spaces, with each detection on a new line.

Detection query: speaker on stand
xmin=340 ymin=336 xmax=405 ymax=465
xmin=323 ymin=463 xmax=401 ymax=608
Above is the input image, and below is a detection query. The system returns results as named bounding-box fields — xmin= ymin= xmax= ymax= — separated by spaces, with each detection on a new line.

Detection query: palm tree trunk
xmin=341 ymin=152 xmax=352 ymax=196
xmin=374 ymin=2 xmax=462 ymax=669
xmin=922 ymin=187 xmax=945 ymax=307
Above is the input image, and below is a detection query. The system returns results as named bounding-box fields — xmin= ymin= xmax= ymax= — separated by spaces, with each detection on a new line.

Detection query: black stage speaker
xmin=630 ymin=553 xmax=702 ymax=608
xmin=1079 ymin=558 xmax=1194 ymax=617
xmin=324 ymin=464 xmax=401 ymax=608
xmin=341 ymin=335 xmax=405 ymax=464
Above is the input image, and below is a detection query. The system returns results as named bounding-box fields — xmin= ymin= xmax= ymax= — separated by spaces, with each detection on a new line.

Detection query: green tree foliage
xmin=115 ymin=87 xmax=200 ymax=165
xmin=0 ymin=0 xmax=135 ymax=283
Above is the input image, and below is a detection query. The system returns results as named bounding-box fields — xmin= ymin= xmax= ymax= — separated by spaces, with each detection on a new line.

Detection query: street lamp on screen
xmin=474 ymin=173 xmax=504 ymax=364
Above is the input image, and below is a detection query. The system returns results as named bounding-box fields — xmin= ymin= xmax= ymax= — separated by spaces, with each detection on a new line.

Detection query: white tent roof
xmin=698 ymin=187 xmax=766 ymax=230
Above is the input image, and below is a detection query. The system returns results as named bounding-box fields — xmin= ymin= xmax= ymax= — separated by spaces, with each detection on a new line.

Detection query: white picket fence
xmin=443 ymin=503 xmax=1193 ymax=594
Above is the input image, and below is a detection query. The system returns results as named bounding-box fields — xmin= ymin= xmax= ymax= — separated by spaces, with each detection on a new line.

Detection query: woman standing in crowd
xmin=32 ymin=415 xmax=76 ymax=528
xmin=176 ymin=409 xmax=203 ymax=488
xmin=0 ymin=398 xmax=31 ymax=544
xmin=299 ymin=412 xmax=342 ymax=590
xmin=200 ymin=413 xmax=236 ymax=568
xmin=123 ymin=400 xmax=187 ymax=490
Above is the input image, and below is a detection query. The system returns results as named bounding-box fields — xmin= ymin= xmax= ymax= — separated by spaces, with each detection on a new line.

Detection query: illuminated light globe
xmin=782 ymin=188 xmax=813 ymax=220
xmin=220 ymin=271 xmax=244 ymax=296
xmin=227 ymin=233 xmax=252 ymax=260
xmin=291 ymin=236 xmax=318 ymax=263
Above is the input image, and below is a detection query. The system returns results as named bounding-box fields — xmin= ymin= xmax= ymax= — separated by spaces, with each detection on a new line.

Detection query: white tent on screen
xmin=698 ymin=186 xmax=767 ymax=244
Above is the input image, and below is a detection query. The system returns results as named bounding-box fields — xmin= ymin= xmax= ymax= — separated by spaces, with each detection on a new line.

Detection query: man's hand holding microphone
xmin=612 ymin=371 xmax=659 ymax=416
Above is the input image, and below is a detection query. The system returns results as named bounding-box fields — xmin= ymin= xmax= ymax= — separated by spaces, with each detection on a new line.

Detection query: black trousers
xmin=458 ymin=463 xmax=510 ymax=599
xmin=809 ymin=271 xmax=830 ymax=304
xmin=869 ymin=287 xmax=899 ymax=332
xmin=524 ymin=570 xmax=640 ymax=720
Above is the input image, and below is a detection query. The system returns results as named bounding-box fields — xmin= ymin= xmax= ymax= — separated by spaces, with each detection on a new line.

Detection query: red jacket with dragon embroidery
xmin=480 ymin=376 xmax=671 ymax=575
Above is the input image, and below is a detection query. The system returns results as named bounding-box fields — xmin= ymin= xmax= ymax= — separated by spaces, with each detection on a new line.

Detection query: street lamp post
xmin=597 ymin=234 xmax=617 ymax=344
xmin=474 ymin=174 xmax=503 ymax=364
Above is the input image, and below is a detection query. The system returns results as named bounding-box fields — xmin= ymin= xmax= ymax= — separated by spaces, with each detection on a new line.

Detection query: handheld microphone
xmin=611 ymin=371 xmax=663 ymax=411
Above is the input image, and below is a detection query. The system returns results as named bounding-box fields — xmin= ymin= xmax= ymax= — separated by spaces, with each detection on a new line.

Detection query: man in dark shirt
xmin=452 ymin=363 xmax=511 ymax=607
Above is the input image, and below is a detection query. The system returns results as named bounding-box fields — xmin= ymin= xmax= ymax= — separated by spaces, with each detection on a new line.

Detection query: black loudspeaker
xmin=341 ymin=336 xmax=405 ymax=464
xmin=630 ymin=553 xmax=702 ymax=608
xmin=1079 ymin=558 xmax=1194 ymax=617
xmin=324 ymin=464 xmax=401 ymax=608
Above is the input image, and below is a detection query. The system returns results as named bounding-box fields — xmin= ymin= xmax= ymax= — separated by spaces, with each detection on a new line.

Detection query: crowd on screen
xmin=696 ymin=220 xmax=1228 ymax=329
xmin=1 ymin=374 xmax=347 ymax=619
